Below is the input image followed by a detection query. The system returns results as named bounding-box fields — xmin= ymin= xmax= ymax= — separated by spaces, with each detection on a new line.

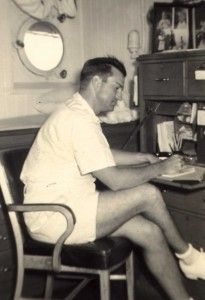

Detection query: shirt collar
xmin=71 ymin=92 xmax=101 ymax=124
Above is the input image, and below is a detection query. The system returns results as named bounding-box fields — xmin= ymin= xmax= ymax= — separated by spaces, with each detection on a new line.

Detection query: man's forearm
xmin=93 ymin=155 xmax=182 ymax=191
xmin=112 ymin=162 xmax=164 ymax=190
xmin=94 ymin=160 xmax=165 ymax=191
xmin=111 ymin=149 xmax=157 ymax=166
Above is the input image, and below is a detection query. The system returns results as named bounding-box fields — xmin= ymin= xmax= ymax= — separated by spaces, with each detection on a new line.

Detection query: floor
xmin=23 ymin=272 xmax=129 ymax=299
xmin=21 ymin=258 xmax=169 ymax=300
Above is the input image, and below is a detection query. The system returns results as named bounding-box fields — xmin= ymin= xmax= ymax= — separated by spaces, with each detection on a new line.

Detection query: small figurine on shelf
xmin=156 ymin=11 xmax=173 ymax=51
xmin=179 ymin=36 xmax=186 ymax=49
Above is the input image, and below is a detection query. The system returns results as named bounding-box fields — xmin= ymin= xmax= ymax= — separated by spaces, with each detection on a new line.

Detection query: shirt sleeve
xmin=72 ymin=117 xmax=116 ymax=175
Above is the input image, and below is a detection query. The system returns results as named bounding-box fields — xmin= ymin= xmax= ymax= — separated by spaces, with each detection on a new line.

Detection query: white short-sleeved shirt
xmin=21 ymin=92 xmax=116 ymax=244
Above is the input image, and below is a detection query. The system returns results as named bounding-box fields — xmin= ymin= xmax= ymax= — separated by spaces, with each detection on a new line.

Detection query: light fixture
xmin=127 ymin=30 xmax=140 ymax=59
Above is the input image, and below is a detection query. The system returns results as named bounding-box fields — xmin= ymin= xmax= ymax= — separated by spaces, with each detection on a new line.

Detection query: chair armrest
xmin=8 ymin=203 xmax=76 ymax=272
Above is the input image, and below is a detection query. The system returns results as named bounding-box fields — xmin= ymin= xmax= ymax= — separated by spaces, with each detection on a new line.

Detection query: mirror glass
xmin=23 ymin=21 xmax=64 ymax=72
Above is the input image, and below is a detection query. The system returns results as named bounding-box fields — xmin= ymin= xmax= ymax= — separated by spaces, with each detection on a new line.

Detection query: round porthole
xmin=16 ymin=19 xmax=64 ymax=77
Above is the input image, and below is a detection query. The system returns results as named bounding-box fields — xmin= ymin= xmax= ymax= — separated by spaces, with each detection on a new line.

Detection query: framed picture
xmin=192 ymin=3 xmax=205 ymax=49
xmin=152 ymin=3 xmax=191 ymax=52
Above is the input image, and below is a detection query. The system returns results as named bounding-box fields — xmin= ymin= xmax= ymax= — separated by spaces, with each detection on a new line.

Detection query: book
xmin=157 ymin=121 xmax=176 ymax=152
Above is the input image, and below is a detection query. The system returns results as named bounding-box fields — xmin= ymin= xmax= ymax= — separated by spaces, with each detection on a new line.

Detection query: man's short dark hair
xmin=79 ymin=56 xmax=126 ymax=90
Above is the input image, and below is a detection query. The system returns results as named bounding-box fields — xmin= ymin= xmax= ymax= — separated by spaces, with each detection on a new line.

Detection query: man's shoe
xmin=179 ymin=249 xmax=205 ymax=280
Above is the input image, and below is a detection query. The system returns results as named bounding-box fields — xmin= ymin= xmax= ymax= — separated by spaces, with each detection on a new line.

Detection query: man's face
xmin=96 ymin=67 xmax=125 ymax=113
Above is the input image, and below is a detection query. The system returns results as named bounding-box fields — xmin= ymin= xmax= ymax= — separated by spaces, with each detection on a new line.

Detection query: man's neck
xmin=79 ymin=90 xmax=100 ymax=115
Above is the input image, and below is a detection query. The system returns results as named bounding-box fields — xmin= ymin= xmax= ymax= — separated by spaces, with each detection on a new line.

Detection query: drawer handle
xmin=195 ymin=63 xmax=205 ymax=70
xmin=155 ymin=78 xmax=170 ymax=82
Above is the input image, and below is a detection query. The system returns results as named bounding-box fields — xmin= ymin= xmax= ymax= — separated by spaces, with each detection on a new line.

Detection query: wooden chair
xmin=0 ymin=147 xmax=135 ymax=300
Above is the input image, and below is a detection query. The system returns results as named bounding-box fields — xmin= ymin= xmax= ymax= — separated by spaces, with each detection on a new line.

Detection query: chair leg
xmin=99 ymin=270 xmax=110 ymax=300
xmin=44 ymin=274 xmax=54 ymax=299
xmin=13 ymin=261 xmax=24 ymax=300
xmin=126 ymin=251 xmax=135 ymax=300
xmin=64 ymin=277 xmax=91 ymax=300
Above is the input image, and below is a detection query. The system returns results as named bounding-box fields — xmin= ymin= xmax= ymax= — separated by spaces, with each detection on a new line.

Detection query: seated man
xmin=21 ymin=56 xmax=205 ymax=300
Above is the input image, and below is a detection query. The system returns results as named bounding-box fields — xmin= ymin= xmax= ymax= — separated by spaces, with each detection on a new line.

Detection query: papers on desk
xmin=157 ymin=119 xmax=196 ymax=153
xmin=159 ymin=165 xmax=205 ymax=182
xmin=157 ymin=121 xmax=175 ymax=152
xmin=157 ymin=121 xmax=181 ymax=152
xmin=161 ymin=165 xmax=195 ymax=178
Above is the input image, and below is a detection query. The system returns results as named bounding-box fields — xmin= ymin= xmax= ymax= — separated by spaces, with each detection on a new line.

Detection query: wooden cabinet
xmin=138 ymin=50 xmax=205 ymax=300
xmin=161 ymin=187 xmax=205 ymax=247
xmin=142 ymin=61 xmax=184 ymax=97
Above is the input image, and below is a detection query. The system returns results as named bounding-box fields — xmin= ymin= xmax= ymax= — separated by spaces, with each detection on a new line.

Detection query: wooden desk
xmin=138 ymin=50 xmax=205 ymax=300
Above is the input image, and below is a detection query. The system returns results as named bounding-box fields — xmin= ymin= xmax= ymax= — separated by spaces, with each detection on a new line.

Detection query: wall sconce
xmin=127 ymin=30 xmax=140 ymax=59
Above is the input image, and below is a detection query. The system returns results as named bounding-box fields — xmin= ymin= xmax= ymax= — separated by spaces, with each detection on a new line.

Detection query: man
xmin=21 ymin=57 xmax=205 ymax=300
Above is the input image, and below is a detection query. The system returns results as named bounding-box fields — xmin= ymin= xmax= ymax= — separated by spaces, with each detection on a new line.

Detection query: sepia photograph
xmin=173 ymin=7 xmax=189 ymax=49
xmin=153 ymin=5 xmax=174 ymax=52
xmin=0 ymin=1 xmax=205 ymax=300
xmin=153 ymin=3 xmax=191 ymax=52
xmin=193 ymin=3 xmax=205 ymax=49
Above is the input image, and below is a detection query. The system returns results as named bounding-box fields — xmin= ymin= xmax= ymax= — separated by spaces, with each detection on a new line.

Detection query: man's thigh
xmin=96 ymin=183 xmax=157 ymax=239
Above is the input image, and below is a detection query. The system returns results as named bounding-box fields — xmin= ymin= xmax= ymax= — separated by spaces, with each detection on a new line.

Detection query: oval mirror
xmin=16 ymin=20 xmax=64 ymax=76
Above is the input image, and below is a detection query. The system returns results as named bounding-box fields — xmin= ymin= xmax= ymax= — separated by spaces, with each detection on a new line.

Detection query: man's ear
xmin=91 ymin=75 xmax=102 ymax=91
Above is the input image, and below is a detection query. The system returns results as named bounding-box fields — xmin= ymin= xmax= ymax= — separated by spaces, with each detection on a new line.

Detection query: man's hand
xmin=161 ymin=155 xmax=185 ymax=175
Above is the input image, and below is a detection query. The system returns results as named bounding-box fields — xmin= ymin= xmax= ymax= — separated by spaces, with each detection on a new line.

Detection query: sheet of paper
xmin=161 ymin=166 xmax=195 ymax=178
xmin=197 ymin=110 xmax=205 ymax=126
xmin=157 ymin=121 xmax=175 ymax=152
xmin=159 ymin=165 xmax=205 ymax=182
xmin=195 ymin=70 xmax=205 ymax=80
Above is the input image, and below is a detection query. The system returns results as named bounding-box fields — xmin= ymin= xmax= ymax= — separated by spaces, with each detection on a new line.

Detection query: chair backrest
xmin=0 ymin=147 xmax=30 ymax=264
xmin=0 ymin=147 xmax=76 ymax=273
xmin=0 ymin=148 xmax=29 ymax=206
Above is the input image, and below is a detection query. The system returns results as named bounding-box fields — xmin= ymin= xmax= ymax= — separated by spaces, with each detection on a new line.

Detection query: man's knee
xmin=136 ymin=183 xmax=165 ymax=211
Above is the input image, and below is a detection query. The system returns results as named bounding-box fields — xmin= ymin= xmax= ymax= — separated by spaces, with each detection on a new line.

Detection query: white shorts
xmin=23 ymin=183 xmax=99 ymax=245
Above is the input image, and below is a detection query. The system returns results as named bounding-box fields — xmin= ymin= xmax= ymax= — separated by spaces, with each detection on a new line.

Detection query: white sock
xmin=175 ymin=244 xmax=200 ymax=265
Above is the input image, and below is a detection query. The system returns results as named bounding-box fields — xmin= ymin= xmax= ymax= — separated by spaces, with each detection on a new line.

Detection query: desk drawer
xmin=142 ymin=62 xmax=184 ymax=97
xmin=162 ymin=189 xmax=205 ymax=215
xmin=187 ymin=60 xmax=205 ymax=98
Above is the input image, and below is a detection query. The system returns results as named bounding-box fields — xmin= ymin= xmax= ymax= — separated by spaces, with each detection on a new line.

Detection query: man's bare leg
xmin=96 ymin=183 xmax=187 ymax=253
xmin=112 ymin=216 xmax=189 ymax=300
xmin=96 ymin=183 xmax=190 ymax=300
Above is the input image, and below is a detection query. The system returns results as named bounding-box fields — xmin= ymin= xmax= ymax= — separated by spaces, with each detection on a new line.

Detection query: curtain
xmin=12 ymin=0 xmax=77 ymax=19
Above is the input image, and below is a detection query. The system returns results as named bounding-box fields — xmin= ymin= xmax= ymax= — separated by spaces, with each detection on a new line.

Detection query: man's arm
xmin=111 ymin=149 xmax=160 ymax=166
xmin=93 ymin=155 xmax=183 ymax=191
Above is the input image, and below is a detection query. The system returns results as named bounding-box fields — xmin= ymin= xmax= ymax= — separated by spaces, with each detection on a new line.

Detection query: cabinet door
xmin=187 ymin=60 xmax=205 ymax=98
xmin=169 ymin=209 xmax=205 ymax=248
xmin=142 ymin=62 xmax=184 ymax=97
